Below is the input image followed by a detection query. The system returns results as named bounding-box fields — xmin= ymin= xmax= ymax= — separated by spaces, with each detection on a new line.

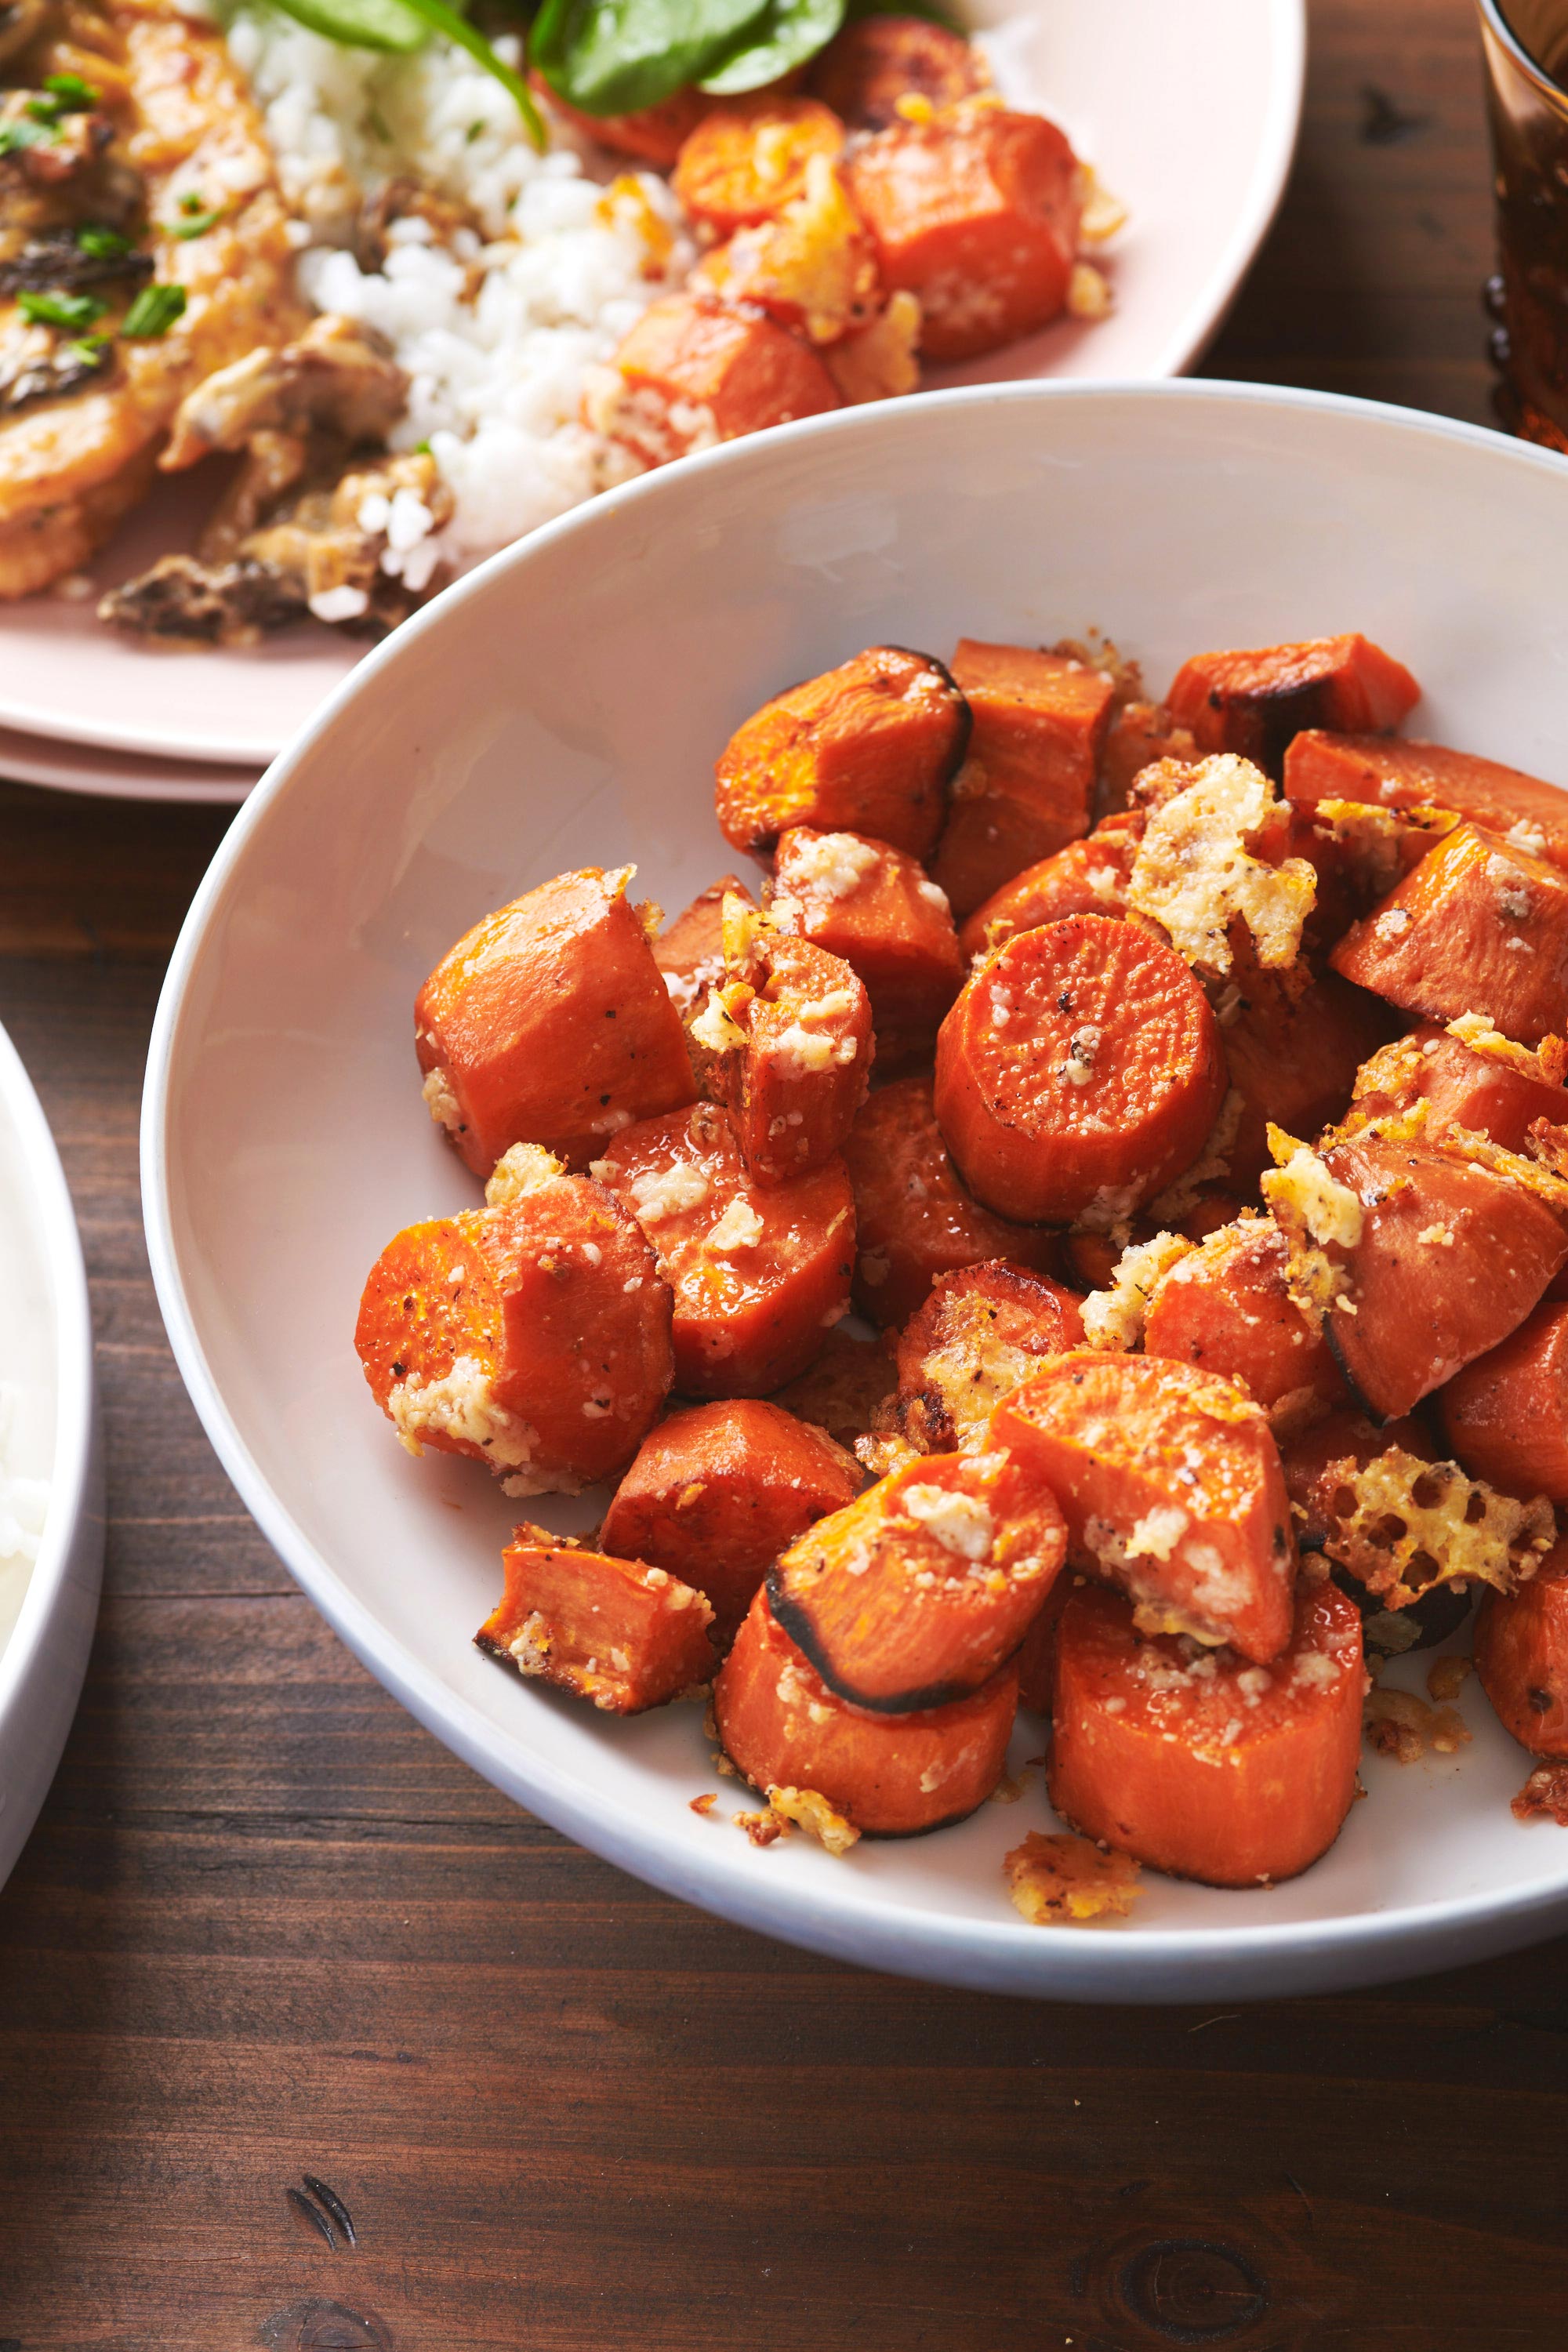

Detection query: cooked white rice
xmin=223 ymin=8 xmax=697 ymax=595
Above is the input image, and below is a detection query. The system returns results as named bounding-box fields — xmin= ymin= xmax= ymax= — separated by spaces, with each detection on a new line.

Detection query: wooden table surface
xmin=3 ymin=4 xmax=1566 ymax=2346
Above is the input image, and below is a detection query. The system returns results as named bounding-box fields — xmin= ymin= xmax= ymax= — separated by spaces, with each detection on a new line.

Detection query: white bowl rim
xmin=143 ymin=376 xmax=1568 ymax=1994
xmin=0 ymin=1024 xmax=99 ymax=1732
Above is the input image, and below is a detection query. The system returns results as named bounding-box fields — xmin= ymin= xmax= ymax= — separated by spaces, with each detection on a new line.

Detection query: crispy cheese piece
xmin=1004 ymin=1831 xmax=1142 ymax=1926
xmin=1127 ymin=755 xmax=1317 ymax=975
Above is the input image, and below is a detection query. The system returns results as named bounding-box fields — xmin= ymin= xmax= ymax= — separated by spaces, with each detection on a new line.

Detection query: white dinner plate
xmin=144 ymin=380 xmax=1568 ymax=2001
xmin=0 ymin=1023 xmax=102 ymax=1893
xmin=0 ymin=0 xmax=1304 ymax=780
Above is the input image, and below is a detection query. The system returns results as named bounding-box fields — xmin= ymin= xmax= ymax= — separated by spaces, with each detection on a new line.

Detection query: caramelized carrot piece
xmin=956 ymin=813 xmax=1143 ymax=960
xmin=1143 ymin=1217 xmax=1347 ymax=1417
xmin=844 ymin=107 xmax=1082 ymax=361
xmin=1301 ymin=1131 xmax=1568 ymax=1418
xmin=993 ymin=1352 xmax=1297 ymax=1661
xmin=671 ymin=96 xmax=844 ymax=234
xmin=715 ymin=645 xmax=969 ymax=858
xmin=929 ymin=641 xmax=1116 ymax=919
xmin=842 ymin=1074 xmax=1062 ymax=1325
xmin=600 ymin=1399 xmax=859 ymax=1645
xmin=893 ymin=1258 xmax=1084 ymax=1453
xmin=1348 ymin=1020 xmax=1568 ymax=1152
xmin=714 ymin=1585 xmax=1018 ymax=1832
xmin=1219 ymin=963 xmax=1394 ymax=1187
xmin=599 ymin=292 xmax=840 ymax=470
xmin=415 ymin=865 xmax=695 ymax=1177
xmin=934 ymin=914 xmax=1228 ymax=1224
xmin=1437 ymin=1301 xmax=1568 ymax=1503
xmin=808 ymin=13 xmax=985 ymax=129
xmin=1475 ymin=1537 xmax=1568 ymax=1757
xmin=593 ymin=1102 xmax=854 ymax=1396
xmin=476 ymin=1526 xmax=714 ymax=1712
xmin=1100 ymin=701 xmax=1198 ymax=815
xmin=771 ymin=826 xmax=964 ymax=1065
xmin=652 ymin=875 xmax=752 ymax=1022
xmin=1166 ymin=635 xmax=1420 ymax=778
xmin=703 ymin=929 xmax=873 ymax=1185
xmin=1284 ymin=731 xmax=1568 ymax=872
xmin=1048 ymin=1581 xmax=1365 ymax=1886
xmin=768 ymin=1446 xmax=1065 ymax=1709
xmin=1330 ymin=820 xmax=1568 ymax=1044
xmin=354 ymin=1164 xmax=673 ymax=1494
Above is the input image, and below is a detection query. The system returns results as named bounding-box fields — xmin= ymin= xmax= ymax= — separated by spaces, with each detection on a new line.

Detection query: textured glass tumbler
xmin=1479 ymin=0 xmax=1568 ymax=446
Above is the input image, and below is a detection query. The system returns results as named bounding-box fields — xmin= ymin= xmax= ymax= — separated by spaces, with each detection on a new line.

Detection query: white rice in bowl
xmin=223 ymin=10 xmax=698 ymax=595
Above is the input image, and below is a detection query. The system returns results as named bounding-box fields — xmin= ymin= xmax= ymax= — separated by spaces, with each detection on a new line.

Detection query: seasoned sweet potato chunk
xmin=934 ymin=914 xmax=1228 ymax=1225
xmin=476 ymin=1526 xmax=714 ymax=1713
xmin=1166 ymin=635 xmax=1420 ymax=777
xmin=593 ymin=1102 xmax=854 ymax=1396
xmin=930 ymin=641 xmax=1116 ymax=919
xmin=844 ymin=107 xmax=1082 ymax=361
xmin=993 ymin=1352 xmax=1297 ymax=1662
xmin=355 ymin=1161 xmax=673 ymax=1495
xmin=1048 ymin=1581 xmax=1364 ymax=1886
xmin=715 ymin=645 xmax=969 ymax=858
xmin=672 ymin=96 xmax=845 ymax=235
xmin=1143 ymin=1217 xmax=1347 ymax=1417
xmin=701 ymin=928 xmax=872 ymax=1184
xmin=1475 ymin=1537 xmax=1568 ymax=1758
xmin=893 ymin=1259 xmax=1084 ymax=1453
xmin=956 ymin=813 xmax=1142 ymax=960
xmin=1284 ymin=731 xmax=1568 ymax=872
xmin=1438 ymin=1300 xmax=1568 ymax=1504
xmin=715 ymin=1586 xmax=1018 ymax=1833
xmin=600 ymin=1399 xmax=859 ymax=1644
xmin=771 ymin=826 xmax=963 ymax=1065
xmin=808 ymin=13 xmax=985 ymax=129
xmin=598 ymin=292 xmax=840 ymax=470
xmin=415 ymin=865 xmax=695 ymax=1177
xmin=1330 ymin=820 xmax=1568 ymax=1044
xmin=842 ymin=1075 xmax=1061 ymax=1325
xmin=769 ymin=1446 xmax=1065 ymax=1710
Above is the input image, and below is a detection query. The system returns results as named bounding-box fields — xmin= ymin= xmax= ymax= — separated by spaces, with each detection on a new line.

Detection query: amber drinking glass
xmin=1477 ymin=0 xmax=1568 ymax=445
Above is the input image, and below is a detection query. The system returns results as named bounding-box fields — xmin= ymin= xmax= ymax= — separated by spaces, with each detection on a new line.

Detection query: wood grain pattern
xmin=2 ymin=4 xmax=1567 ymax=2344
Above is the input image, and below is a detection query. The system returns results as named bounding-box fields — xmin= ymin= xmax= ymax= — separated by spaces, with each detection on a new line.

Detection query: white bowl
xmin=143 ymin=379 xmax=1568 ymax=2001
xmin=0 ymin=1025 xmax=102 ymax=1890
xmin=0 ymin=0 xmax=1303 ymax=779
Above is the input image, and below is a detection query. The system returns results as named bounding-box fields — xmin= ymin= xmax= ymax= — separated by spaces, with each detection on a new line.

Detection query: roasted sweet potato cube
xmin=715 ymin=1585 xmax=1018 ymax=1833
xmin=768 ymin=1446 xmax=1065 ymax=1710
xmin=701 ymin=928 xmax=873 ymax=1184
xmin=597 ymin=292 xmax=840 ymax=470
xmin=844 ymin=107 xmax=1082 ymax=361
xmin=715 ymin=644 xmax=969 ymax=859
xmin=1330 ymin=820 xmax=1568 ymax=1044
xmin=601 ymin=1398 xmax=860 ymax=1644
xmin=355 ymin=1163 xmax=673 ymax=1495
xmin=956 ymin=813 xmax=1144 ymax=960
xmin=841 ymin=1074 xmax=1061 ymax=1326
xmin=1284 ymin=731 xmax=1568 ymax=872
xmin=672 ymin=96 xmax=845 ymax=234
xmin=893 ymin=1258 xmax=1085 ymax=1453
xmin=477 ymin=1527 xmax=714 ymax=1712
xmin=416 ymin=864 xmax=694 ymax=1177
xmin=771 ymin=825 xmax=963 ymax=1064
xmin=593 ymin=1102 xmax=855 ymax=1397
xmin=808 ymin=13 xmax=986 ymax=129
xmin=930 ymin=641 xmax=1115 ymax=918
xmin=1166 ymin=635 xmax=1421 ymax=778
xmin=992 ymin=1352 xmax=1298 ymax=1663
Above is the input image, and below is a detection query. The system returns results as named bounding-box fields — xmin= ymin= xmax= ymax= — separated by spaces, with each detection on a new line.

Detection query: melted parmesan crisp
xmin=1128 ymin=755 xmax=1316 ymax=973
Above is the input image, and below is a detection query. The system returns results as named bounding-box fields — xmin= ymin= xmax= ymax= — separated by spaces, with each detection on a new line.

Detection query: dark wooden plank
xmin=3 ymin=4 xmax=1568 ymax=2346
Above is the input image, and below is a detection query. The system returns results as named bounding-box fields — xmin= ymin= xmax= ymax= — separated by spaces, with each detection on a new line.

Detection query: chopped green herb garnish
xmin=0 ymin=118 xmax=46 ymax=153
xmin=18 ymin=288 xmax=107 ymax=330
xmin=120 ymin=283 xmax=187 ymax=339
xmin=44 ymin=72 xmax=98 ymax=109
xmin=167 ymin=205 xmax=224 ymax=239
xmin=77 ymin=223 xmax=132 ymax=260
